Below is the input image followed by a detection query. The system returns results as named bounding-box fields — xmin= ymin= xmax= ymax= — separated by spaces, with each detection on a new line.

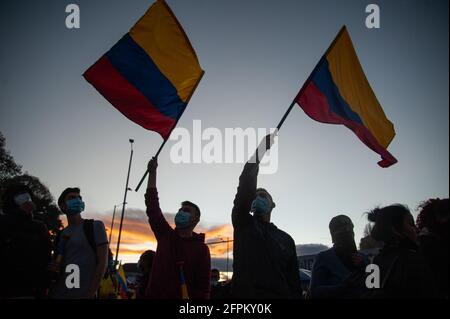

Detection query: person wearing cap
xmin=231 ymin=134 xmax=302 ymax=299
xmin=309 ymin=215 xmax=366 ymax=299
xmin=0 ymin=183 xmax=52 ymax=298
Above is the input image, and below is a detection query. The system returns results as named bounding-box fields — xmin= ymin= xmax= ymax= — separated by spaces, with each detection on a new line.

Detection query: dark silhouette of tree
xmin=1 ymin=174 xmax=63 ymax=234
xmin=34 ymin=204 xmax=63 ymax=236
xmin=0 ymin=132 xmax=22 ymax=184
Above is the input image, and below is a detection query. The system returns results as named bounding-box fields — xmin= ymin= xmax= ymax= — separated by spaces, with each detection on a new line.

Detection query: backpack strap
xmin=83 ymin=219 xmax=98 ymax=263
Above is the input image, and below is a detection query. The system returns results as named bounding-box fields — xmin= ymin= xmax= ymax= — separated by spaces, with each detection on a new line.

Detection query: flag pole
xmin=109 ymin=204 xmax=118 ymax=245
xmin=115 ymin=139 xmax=134 ymax=265
xmin=276 ymin=100 xmax=296 ymax=131
xmin=134 ymin=71 xmax=205 ymax=192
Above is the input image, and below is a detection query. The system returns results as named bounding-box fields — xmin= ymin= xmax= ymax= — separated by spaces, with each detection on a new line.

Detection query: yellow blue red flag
xmin=84 ymin=0 xmax=204 ymax=139
xmin=296 ymin=26 xmax=397 ymax=167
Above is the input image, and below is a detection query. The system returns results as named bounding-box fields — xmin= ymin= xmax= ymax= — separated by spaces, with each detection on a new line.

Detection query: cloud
xmin=210 ymin=257 xmax=233 ymax=272
xmin=62 ymin=210 xmax=329 ymax=269
xmin=80 ymin=208 xmax=233 ymax=261
xmin=63 ymin=209 xmax=327 ymax=264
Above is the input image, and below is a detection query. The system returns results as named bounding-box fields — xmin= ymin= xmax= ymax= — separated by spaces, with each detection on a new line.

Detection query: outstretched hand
xmin=147 ymin=157 xmax=158 ymax=188
xmin=250 ymin=132 xmax=278 ymax=164
xmin=147 ymin=157 xmax=158 ymax=173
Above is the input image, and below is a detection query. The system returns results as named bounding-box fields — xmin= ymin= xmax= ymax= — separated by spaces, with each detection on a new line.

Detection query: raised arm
xmin=231 ymin=133 xmax=276 ymax=227
xmin=231 ymin=162 xmax=259 ymax=227
xmin=145 ymin=157 xmax=172 ymax=240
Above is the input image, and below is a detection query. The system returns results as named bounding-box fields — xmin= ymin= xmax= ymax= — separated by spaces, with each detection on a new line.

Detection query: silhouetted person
xmin=49 ymin=187 xmax=108 ymax=299
xmin=0 ymin=183 xmax=52 ymax=298
xmin=310 ymin=215 xmax=366 ymax=299
xmin=210 ymin=268 xmax=230 ymax=299
xmin=211 ymin=268 xmax=221 ymax=286
xmin=136 ymin=250 xmax=155 ymax=299
xmin=367 ymin=204 xmax=436 ymax=298
xmin=231 ymin=134 xmax=302 ymax=299
xmin=144 ymin=158 xmax=211 ymax=299
xmin=416 ymin=198 xmax=449 ymax=298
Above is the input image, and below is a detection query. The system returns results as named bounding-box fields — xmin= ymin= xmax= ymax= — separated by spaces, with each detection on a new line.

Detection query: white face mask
xmin=14 ymin=193 xmax=32 ymax=206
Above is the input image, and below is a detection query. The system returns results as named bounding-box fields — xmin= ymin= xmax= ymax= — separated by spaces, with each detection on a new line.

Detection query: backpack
xmin=83 ymin=219 xmax=98 ymax=262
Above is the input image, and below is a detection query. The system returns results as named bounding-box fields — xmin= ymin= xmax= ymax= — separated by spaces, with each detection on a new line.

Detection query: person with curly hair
xmin=367 ymin=204 xmax=436 ymax=298
xmin=416 ymin=198 xmax=449 ymax=298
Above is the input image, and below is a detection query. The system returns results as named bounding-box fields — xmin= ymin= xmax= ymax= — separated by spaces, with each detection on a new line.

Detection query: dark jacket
xmin=210 ymin=281 xmax=231 ymax=299
xmin=369 ymin=239 xmax=437 ymax=298
xmin=144 ymin=187 xmax=211 ymax=299
xmin=0 ymin=212 xmax=52 ymax=298
xmin=310 ymin=247 xmax=353 ymax=298
xmin=418 ymin=232 xmax=449 ymax=298
xmin=231 ymin=162 xmax=302 ymax=299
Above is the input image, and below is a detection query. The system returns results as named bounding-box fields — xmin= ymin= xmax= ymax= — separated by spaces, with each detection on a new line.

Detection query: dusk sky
xmin=1 ymin=0 xmax=448 ymax=265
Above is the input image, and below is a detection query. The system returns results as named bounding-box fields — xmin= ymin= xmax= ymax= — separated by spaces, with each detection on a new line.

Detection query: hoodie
xmin=144 ymin=187 xmax=211 ymax=299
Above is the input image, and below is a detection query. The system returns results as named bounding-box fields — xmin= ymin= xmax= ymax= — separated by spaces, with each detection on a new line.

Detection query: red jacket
xmin=144 ymin=187 xmax=211 ymax=299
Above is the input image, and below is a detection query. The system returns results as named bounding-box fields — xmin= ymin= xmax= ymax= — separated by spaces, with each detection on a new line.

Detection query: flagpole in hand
xmin=250 ymin=131 xmax=278 ymax=165
xmin=134 ymin=131 xmax=168 ymax=192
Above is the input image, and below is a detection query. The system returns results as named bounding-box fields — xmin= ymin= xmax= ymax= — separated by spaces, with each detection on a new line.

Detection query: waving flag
xmin=296 ymin=26 xmax=397 ymax=167
xmin=116 ymin=263 xmax=129 ymax=299
xmin=83 ymin=0 xmax=204 ymax=139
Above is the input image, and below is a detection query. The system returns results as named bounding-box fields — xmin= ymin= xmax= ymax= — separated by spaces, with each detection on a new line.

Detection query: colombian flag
xmin=296 ymin=26 xmax=397 ymax=167
xmin=83 ymin=0 xmax=204 ymax=139
xmin=116 ymin=263 xmax=129 ymax=299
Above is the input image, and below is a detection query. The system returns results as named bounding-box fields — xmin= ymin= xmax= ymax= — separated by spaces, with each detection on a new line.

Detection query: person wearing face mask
xmin=0 ymin=183 xmax=52 ymax=298
xmin=48 ymin=187 xmax=108 ymax=299
xmin=366 ymin=204 xmax=437 ymax=298
xmin=309 ymin=215 xmax=366 ymax=299
xmin=231 ymin=134 xmax=302 ymax=299
xmin=416 ymin=198 xmax=449 ymax=298
xmin=143 ymin=157 xmax=211 ymax=299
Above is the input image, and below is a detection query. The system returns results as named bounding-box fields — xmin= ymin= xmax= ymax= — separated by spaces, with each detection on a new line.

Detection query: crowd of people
xmin=0 ymin=135 xmax=448 ymax=299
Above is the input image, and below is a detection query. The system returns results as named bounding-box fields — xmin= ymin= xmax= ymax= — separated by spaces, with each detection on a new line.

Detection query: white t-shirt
xmin=50 ymin=220 xmax=108 ymax=299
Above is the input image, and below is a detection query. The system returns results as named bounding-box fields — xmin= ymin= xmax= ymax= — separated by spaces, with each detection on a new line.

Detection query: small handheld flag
xmin=177 ymin=261 xmax=189 ymax=299
xmin=116 ymin=263 xmax=129 ymax=299
xmin=295 ymin=26 xmax=397 ymax=167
